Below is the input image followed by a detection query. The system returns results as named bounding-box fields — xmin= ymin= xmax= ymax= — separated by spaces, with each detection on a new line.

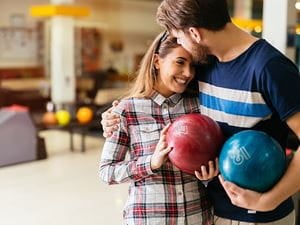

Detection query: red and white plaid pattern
xmin=100 ymin=91 xmax=213 ymax=225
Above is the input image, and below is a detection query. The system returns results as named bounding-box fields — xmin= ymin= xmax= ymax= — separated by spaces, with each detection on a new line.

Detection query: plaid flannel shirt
xmin=100 ymin=91 xmax=213 ymax=225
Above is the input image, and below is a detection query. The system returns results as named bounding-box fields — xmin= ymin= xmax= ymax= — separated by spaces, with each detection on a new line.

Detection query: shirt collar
xmin=150 ymin=91 xmax=182 ymax=106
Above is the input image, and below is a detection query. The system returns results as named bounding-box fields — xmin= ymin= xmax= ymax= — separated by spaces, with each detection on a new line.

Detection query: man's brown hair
xmin=156 ymin=0 xmax=231 ymax=32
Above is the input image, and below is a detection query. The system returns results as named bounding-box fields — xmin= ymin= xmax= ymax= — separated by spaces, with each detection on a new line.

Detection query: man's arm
xmin=101 ymin=100 xmax=120 ymax=137
xmin=220 ymin=111 xmax=300 ymax=211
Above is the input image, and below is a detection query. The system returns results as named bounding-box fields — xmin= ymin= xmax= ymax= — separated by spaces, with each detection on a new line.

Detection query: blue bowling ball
xmin=219 ymin=130 xmax=286 ymax=192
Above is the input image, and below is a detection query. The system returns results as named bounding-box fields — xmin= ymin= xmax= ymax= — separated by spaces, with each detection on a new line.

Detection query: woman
xmin=99 ymin=31 xmax=218 ymax=225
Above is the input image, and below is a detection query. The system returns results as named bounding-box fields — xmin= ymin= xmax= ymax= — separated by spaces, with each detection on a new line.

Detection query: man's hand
xmin=101 ymin=100 xmax=120 ymax=138
xmin=218 ymin=175 xmax=275 ymax=211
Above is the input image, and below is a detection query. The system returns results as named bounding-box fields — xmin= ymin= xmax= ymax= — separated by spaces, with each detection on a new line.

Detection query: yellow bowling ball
xmin=76 ymin=107 xmax=93 ymax=124
xmin=55 ymin=110 xmax=71 ymax=126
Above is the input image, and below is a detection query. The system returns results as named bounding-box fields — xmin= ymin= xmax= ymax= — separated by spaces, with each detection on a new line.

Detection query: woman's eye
xmin=176 ymin=60 xmax=184 ymax=65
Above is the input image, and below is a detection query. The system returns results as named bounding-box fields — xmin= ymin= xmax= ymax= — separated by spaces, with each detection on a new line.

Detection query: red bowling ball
xmin=167 ymin=113 xmax=223 ymax=174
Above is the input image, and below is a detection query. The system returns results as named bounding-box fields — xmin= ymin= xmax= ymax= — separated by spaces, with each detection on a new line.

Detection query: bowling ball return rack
xmin=34 ymin=104 xmax=109 ymax=153
xmin=36 ymin=120 xmax=102 ymax=153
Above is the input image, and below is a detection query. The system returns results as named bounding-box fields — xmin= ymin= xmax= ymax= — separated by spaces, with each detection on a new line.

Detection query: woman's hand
xmin=151 ymin=124 xmax=173 ymax=170
xmin=195 ymin=158 xmax=219 ymax=181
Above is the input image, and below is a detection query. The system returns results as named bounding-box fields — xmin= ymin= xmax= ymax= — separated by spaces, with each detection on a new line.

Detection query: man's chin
xmin=191 ymin=52 xmax=207 ymax=64
xmin=193 ymin=55 xmax=208 ymax=64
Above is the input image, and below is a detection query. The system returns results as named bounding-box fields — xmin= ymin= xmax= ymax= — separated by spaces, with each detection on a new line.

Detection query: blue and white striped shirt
xmin=198 ymin=39 xmax=300 ymax=222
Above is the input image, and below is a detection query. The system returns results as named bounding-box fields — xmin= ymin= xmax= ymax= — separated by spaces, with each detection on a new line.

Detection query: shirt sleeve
xmin=99 ymin=101 xmax=155 ymax=185
xmin=259 ymin=56 xmax=300 ymax=121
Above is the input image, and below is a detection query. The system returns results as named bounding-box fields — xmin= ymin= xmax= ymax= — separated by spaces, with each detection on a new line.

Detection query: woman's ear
xmin=188 ymin=27 xmax=202 ymax=43
xmin=153 ymin=54 xmax=160 ymax=70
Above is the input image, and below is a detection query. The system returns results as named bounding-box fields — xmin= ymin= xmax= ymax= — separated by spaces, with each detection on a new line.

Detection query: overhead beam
xmin=30 ymin=5 xmax=90 ymax=17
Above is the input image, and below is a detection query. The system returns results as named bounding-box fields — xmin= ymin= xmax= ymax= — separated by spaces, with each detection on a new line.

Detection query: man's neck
xmin=208 ymin=23 xmax=259 ymax=62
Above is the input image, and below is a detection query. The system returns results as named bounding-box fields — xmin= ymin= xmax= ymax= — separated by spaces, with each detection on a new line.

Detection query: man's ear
xmin=188 ymin=27 xmax=202 ymax=43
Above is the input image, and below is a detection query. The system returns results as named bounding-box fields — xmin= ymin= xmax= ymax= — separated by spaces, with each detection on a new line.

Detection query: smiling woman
xmin=99 ymin=31 xmax=217 ymax=225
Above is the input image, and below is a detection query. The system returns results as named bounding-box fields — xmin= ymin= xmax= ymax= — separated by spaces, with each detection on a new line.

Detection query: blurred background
xmin=0 ymin=0 xmax=299 ymax=224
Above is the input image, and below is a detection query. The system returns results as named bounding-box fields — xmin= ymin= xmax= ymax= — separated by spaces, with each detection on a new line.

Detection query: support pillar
xmin=50 ymin=0 xmax=74 ymax=105
xmin=263 ymin=0 xmax=297 ymax=60
xmin=50 ymin=16 xmax=75 ymax=105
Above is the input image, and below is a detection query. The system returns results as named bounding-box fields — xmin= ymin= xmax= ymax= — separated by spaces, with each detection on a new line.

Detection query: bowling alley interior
xmin=0 ymin=0 xmax=300 ymax=224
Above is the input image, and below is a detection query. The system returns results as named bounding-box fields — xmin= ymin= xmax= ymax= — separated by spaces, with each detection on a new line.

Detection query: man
xmin=102 ymin=0 xmax=300 ymax=224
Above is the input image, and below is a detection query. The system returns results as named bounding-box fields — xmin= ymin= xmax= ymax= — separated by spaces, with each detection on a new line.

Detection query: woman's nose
xmin=183 ymin=66 xmax=194 ymax=78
